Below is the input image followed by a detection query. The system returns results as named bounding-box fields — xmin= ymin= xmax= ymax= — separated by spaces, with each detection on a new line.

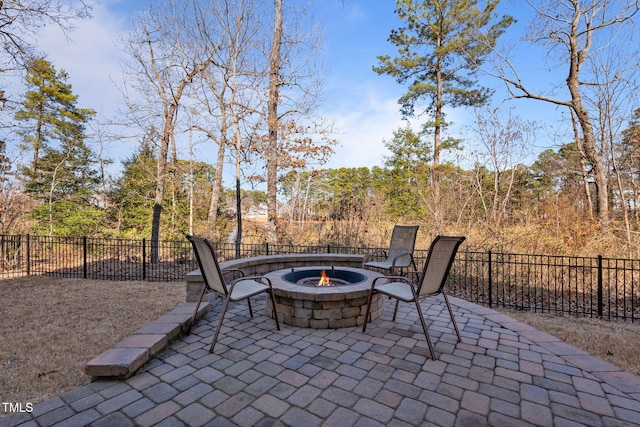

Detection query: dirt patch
xmin=0 ymin=276 xmax=184 ymax=409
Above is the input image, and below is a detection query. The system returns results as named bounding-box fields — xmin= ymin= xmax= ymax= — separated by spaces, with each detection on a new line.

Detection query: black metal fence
xmin=448 ymin=251 xmax=639 ymax=322
xmin=1 ymin=234 xmax=639 ymax=322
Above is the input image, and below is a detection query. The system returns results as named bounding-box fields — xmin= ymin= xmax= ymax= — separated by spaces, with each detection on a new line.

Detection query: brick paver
xmin=2 ymin=296 xmax=640 ymax=426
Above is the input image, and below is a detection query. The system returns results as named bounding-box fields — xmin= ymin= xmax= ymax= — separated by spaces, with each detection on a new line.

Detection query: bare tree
xmin=587 ymin=45 xmax=640 ymax=252
xmin=263 ymin=0 xmax=335 ymax=243
xmin=266 ymin=0 xmax=283 ymax=242
xmin=469 ymin=107 xmax=536 ymax=231
xmin=0 ymin=0 xmax=91 ymax=75
xmin=118 ymin=0 xmax=216 ymax=262
xmin=491 ymin=0 xmax=640 ymax=227
xmin=192 ymin=0 xmax=265 ymax=242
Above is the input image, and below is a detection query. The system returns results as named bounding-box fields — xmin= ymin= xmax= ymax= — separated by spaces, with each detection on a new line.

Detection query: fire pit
xmin=264 ymin=266 xmax=384 ymax=328
xmin=282 ymin=267 xmax=367 ymax=287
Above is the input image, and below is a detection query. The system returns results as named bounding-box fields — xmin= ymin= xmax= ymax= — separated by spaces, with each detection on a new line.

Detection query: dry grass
xmin=493 ymin=307 xmax=640 ymax=377
xmin=0 ymin=276 xmax=184 ymax=409
xmin=1 ymin=276 xmax=639 ymax=414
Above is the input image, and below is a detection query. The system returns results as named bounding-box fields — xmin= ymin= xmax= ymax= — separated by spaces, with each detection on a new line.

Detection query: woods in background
xmin=1 ymin=0 xmax=640 ymax=259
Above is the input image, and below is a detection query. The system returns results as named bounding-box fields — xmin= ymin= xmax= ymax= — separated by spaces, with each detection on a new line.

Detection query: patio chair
xmin=186 ymin=235 xmax=280 ymax=352
xmin=363 ymin=225 xmax=419 ymax=274
xmin=362 ymin=235 xmax=466 ymax=359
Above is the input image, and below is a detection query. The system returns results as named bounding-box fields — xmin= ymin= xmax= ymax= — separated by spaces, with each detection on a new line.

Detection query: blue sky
xmin=32 ymin=0 xmax=569 ymax=181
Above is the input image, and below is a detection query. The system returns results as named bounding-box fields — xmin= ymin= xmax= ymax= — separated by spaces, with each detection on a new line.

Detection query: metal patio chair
xmin=363 ymin=225 xmax=419 ymax=274
xmin=186 ymin=235 xmax=280 ymax=352
xmin=362 ymin=235 xmax=466 ymax=360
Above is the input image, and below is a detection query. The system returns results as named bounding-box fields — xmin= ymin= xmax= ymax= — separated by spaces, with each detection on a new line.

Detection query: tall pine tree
xmin=15 ymin=57 xmax=101 ymax=236
xmin=375 ymin=0 xmax=513 ymax=232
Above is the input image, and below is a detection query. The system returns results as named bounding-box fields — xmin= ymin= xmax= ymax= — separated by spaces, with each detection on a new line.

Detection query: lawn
xmin=0 ymin=276 xmax=184 ymax=409
xmin=1 ymin=275 xmax=638 ymax=414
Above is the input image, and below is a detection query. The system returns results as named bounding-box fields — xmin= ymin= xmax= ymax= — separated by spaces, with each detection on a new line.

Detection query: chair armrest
xmin=403 ymin=270 xmax=421 ymax=286
xmin=230 ymin=275 xmax=272 ymax=286
xmin=363 ymin=249 xmax=387 ymax=263
xmin=391 ymin=253 xmax=415 ymax=268
xmin=371 ymin=275 xmax=412 ymax=287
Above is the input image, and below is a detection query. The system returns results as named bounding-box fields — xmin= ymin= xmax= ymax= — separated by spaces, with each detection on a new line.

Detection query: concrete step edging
xmin=84 ymin=301 xmax=210 ymax=379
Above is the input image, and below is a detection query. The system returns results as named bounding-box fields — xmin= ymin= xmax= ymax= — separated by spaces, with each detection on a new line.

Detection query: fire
xmin=318 ymin=270 xmax=331 ymax=286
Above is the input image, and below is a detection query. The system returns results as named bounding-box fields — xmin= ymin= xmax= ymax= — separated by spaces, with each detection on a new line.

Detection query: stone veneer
xmin=185 ymin=254 xmax=384 ymax=329
xmin=264 ymin=266 xmax=383 ymax=328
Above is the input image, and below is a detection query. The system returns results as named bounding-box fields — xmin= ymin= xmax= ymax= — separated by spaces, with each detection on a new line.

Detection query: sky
xmin=28 ymin=0 xmax=570 ymax=184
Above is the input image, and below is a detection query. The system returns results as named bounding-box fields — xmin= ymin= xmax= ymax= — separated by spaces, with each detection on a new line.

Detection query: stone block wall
xmin=185 ymin=253 xmax=365 ymax=302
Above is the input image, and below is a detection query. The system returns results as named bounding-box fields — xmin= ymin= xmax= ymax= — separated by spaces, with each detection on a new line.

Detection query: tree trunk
xmin=564 ymin=1 xmax=608 ymax=226
xmin=207 ymin=86 xmax=230 ymax=228
xmin=432 ymin=34 xmax=444 ymax=233
xmin=567 ymin=74 xmax=608 ymax=225
xmin=208 ymin=140 xmax=226 ymax=227
xmin=150 ymin=130 xmax=170 ymax=264
xmin=571 ymin=111 xmax=594 ymax=220
xmin=267 ymin=0 xmax=283 ymax=243
xmin=235 ymin=174 xmax=242 ymax=259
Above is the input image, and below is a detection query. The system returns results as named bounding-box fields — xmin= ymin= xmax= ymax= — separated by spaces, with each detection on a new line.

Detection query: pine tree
xmin=375 ymin=0 xmax=513 ymax=231
xmin=108 ymin=141 xmax=216 ymax=239
xmin=108 ymin=142 xmax=156 ymax=237
xmin=15 ymin=57 xmax=101 ymax=236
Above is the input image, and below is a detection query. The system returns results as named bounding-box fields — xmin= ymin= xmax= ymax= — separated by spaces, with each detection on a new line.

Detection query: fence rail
xmin=1 ymin=234 xmax=639 ymax=322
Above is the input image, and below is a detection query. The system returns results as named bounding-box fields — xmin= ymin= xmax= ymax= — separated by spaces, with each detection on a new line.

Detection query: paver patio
xmin=2 ymin=295 xmax=640 ymax=426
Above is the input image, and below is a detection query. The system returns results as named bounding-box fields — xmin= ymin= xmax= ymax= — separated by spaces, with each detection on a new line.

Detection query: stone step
xmin=84 ymin=301 xmax=210 ymax=379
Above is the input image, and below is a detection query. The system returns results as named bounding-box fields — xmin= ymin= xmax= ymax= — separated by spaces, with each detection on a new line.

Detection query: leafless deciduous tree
xmin=266 ymin=0 xmax=283 ymax=242
xmin=192 ymin=0 xmax=265 ymax=244
xmin=118 ymin=0 xmax=217 ymax=262
xmin=588 ymin=44 xmax=640 ymax=252
xmin=469 ymin=106 xmax=536 ymax=231
xmin=263 ymin=0 xmax=335 ymax=243
xmin=0 ymin=0 xmax=91 ymax=105
xmin=491 ymin=0 xmax=640 ymax=228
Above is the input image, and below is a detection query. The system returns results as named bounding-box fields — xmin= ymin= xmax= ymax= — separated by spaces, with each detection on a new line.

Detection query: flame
xmin=318 ymin=270 xmax=331 ymax=286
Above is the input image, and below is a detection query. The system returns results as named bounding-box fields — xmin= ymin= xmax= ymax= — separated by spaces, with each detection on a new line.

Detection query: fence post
xmin=142 ymin=238 xmax=147 ymax=280
xmin=266 ymin=242 xmax=269 ymax=256
xmin=83 ymin=236 xmax=88 ymax=279
xmin=488 ymin=250 xmax=493 ymax=308
xmin=597 ymin=255 xmax=603 ymax=318
xmin=26 ymin=234 xmax=31 ymax=276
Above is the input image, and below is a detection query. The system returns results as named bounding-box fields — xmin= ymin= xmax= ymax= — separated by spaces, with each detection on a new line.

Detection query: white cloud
xmin=324 ymin=83 xmax=404 ymax=169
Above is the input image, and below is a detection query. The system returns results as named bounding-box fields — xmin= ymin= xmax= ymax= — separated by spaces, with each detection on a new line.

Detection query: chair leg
xmin=247 ymin=298 xmax=254 ymax=317
xmin=392 ymin=299 xmax=400 ymax=321
xmin=362 ymin=290 xmax=375 ymax=332
xmin=267 ymin=289 xmax=281 ymax=330
xmin=210 ymin=295 xmax=232 ymax=353
xmin=442 ymin=293 xmax=461 ymax=342
xmin=414 ymin=300 xmax=436 ymax=359
xmin=187 ymin=284 xmax=207 ymax=334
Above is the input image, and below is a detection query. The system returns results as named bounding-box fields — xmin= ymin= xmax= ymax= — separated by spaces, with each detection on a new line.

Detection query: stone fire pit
xmin=185 ymin=254 xmax=384 ymax=329
xmin=264 ymin=266 xmax=384 ymax=328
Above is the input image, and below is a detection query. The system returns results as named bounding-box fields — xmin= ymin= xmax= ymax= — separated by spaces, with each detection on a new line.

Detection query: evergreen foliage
xmin=15 ymin=57 xmax=101 ymax=236
xmin=108 ymin=142 xmax=218 ymax=239
xmin=108 ymin=142 xmax=157 ymax=238
xmin=375 ymin=0 xmax=513 ymax=138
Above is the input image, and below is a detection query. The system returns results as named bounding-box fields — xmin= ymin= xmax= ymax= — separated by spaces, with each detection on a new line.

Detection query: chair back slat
xmin=187 ymin=235 xmax=228 ymax=296
xmin=387 ymin=225 xmax=419 ymax=267
xmin=418 ymin=236 xmax=466 ymax=297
